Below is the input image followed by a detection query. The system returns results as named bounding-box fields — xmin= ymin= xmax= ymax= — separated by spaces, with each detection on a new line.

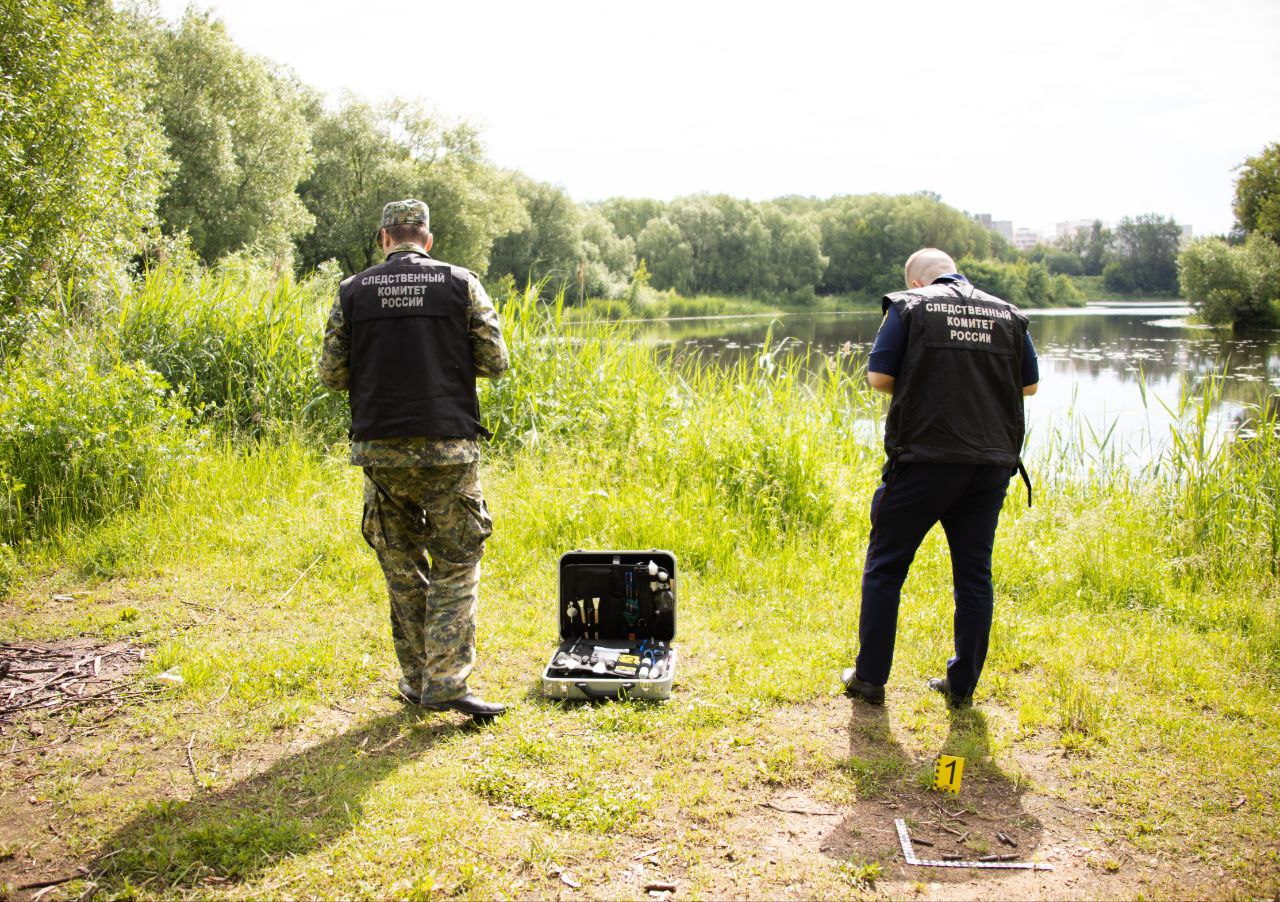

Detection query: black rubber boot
xmin=422 ymin=693 xmax=507 ymax=719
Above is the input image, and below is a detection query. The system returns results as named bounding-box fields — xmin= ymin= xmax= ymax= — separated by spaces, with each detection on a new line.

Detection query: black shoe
xmin=396 ymin=677 xmax=419 ymax=705
xmin=841 ymin=668 xmax=885 ymax=705
xmin=422 ymin=693 xmax=507 ymax=719
xmin=927 ymin=677 xmax=972 ymax=709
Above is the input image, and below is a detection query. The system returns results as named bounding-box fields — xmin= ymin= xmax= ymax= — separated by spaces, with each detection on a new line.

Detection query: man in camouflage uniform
xmin=319 ymin=199 xmax=508 ymax=719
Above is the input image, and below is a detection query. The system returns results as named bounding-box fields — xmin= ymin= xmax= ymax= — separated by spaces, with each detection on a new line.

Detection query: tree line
xmin=1178 ymin=143 xmax=1280 ymax=328
xmin=2 ymin=2 xmax=1195 ymax=316
xmin=1030 ymin=215 xmax=1185 ymax=296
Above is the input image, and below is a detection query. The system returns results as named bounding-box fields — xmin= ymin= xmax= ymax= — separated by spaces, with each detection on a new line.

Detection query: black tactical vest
xmin=881 ymin=282 xmax=1029 ymax=467
xmin=340 ymin=250 xmax=488 ymax=442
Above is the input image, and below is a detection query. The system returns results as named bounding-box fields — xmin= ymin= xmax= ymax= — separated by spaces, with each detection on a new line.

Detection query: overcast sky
xmin=155 ymin=0 xmax=1280 ymax=236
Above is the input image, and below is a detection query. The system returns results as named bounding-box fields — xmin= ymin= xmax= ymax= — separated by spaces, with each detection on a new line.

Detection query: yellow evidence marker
xmin=933 ymin=755 xmax=965 ymax=794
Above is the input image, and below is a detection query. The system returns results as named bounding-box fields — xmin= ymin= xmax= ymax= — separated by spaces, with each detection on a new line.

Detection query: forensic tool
xmin=895 ymin=820 xmax=1051 ymax=871
xmin=623 ymin=569 xmax=640 ymax=637
xmin=542 ymin=551 xmax=678 ymax=701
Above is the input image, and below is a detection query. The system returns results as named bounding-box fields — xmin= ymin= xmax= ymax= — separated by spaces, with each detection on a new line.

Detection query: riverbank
xmin=566 ymin=291 xmax=879 ymax=322
xmin=561 ymin=274 xmax=1159 ymax=324
xmin=1 ymin=270 xmax=1277 ymax=899
xmin=1067 ymin=274 xmax=1185 ymax=303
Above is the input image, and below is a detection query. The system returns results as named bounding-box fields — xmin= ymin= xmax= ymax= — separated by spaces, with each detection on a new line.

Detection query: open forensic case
xmin=542 ymin=550 xmax=677 ymax=701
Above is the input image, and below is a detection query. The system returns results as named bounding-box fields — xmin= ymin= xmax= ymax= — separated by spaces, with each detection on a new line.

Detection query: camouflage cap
xmin=381 ymin=199 xmax=430 ymax=230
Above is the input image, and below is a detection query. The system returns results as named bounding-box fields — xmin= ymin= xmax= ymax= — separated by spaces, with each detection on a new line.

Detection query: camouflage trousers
xmin=361 ymin=463 xmax=493 ymax=703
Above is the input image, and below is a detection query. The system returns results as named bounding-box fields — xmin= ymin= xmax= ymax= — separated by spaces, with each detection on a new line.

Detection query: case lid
xmin=557 ymin=550 xmax=677 ymax=643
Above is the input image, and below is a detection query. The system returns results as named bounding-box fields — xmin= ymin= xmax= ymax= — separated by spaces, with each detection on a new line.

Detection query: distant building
xmin=971 ymin=213 xmax=1016 ymax=244
xmin=1055 ymin=219 xmax=1096 ymax=240
xmin=1012 ymin=227 xmax=1042 ymax=250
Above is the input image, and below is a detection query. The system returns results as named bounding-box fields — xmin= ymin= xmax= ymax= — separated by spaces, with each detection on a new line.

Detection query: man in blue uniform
xmin=842 ymin=248 xmax=1039 ymax=709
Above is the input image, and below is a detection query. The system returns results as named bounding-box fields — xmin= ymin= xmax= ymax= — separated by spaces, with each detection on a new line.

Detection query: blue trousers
xmin=855 ymin=461 xmax=1011 ymax=700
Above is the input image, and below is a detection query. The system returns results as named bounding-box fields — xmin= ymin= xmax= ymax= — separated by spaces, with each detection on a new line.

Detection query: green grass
xmin=0 ymin=266 xmax=1277 ymax=898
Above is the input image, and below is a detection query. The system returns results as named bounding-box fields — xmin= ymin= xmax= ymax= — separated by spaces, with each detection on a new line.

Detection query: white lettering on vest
xmin=360 ymin=271 xmax=448 ymax=287
xmin=924 ymin=301 xmax=1012 ymax=320
xmin=949 ymin=329 xmax=993 ymax=344
xmin=379 ymin=294 xmax=425 ymax=309
xmin=946 ymin=315 xmax=994 ymax=331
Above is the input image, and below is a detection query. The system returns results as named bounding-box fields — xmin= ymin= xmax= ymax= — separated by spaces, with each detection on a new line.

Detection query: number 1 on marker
xmin=934 ymin=755 xmax=964 ymax=794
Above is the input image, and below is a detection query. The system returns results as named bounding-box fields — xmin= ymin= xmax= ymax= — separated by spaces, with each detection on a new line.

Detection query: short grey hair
xmin=904 ymin=248 xmax=957 ymax=288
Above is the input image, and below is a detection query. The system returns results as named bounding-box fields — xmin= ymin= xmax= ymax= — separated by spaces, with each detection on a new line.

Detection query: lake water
xmin=633 ymin=302 xmax=1280 ymax=465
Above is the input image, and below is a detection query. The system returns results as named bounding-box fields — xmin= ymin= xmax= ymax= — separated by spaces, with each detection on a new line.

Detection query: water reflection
xmin=630 ymin=302 xmax=1280 ymax=463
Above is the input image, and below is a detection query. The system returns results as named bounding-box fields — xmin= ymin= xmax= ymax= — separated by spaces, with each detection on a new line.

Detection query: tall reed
xmin=103 ymin=262 xmax=346 ymax=440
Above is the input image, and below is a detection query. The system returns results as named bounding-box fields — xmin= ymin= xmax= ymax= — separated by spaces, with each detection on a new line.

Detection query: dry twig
xmin=185 ymin=733 xmax=199 ymax=784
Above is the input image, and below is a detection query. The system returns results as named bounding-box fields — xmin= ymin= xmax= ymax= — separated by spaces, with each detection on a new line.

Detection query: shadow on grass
xmin=823 ymin=701 xmax=1045 ymax=879
xmin=91 ymin=711 xmax=467 ymax=894
xmin=836 ymin=700 xmax=915 ymax=799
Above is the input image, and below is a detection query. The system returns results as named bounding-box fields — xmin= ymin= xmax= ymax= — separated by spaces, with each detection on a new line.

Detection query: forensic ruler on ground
xmin=895 ymin=819 xmax=1053 ymax=871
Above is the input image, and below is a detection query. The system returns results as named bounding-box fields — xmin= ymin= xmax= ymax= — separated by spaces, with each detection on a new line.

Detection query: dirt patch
xmin=705 ymin=699 xmax=1220 ymax=900
xmin=1 ymin=640 xmax=148 ymax=728
xmin=0 ymin=640 xmax=154 ymax=899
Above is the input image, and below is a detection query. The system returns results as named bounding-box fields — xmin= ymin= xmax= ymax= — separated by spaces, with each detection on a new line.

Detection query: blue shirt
xmin=867 ymin=274 xmax=1040 ymax=386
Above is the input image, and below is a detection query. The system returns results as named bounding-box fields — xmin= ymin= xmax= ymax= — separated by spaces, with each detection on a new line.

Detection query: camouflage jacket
xmin=318 ymin=245 xmax=509 ymax=467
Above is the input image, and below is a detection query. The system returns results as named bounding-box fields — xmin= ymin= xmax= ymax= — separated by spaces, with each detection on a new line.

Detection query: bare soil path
xmin=0 ymin=672 xmax=1231 ymax=901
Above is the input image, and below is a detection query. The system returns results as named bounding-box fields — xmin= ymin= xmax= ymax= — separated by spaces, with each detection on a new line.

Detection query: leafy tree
xmin=1179 ymin=234 xmax=1280 ymax=328
xmin=598 ymin=198 xmax=666 ymax=242
xmin=957 ymin=257 xmax=1080 ymax=308
xmin=298 ymin=98 xmax=521 ymax=275
xmin=577 ymin=208 xmax=635 ymax=300
xmin=1024 ymin=262 xmax=1051 ymax=307
xmin=1233 ymin=142 xmax=1280 ymax=246
xmin=1101 ymin=260 xmax=1135 ymax=294
xmin=0 ymin=0 xmax=168 ymax=311
xmin=761 ymin=205 xmax=827 ymax=299
xmin=486 ymin=177 xmax=581 ymax=289
xmin=1050 ymin=273 xmax=1084 ymax=306
xmin=1043 ymin=250 xmax=1083 ymax=276
xmin=1082 ymin=220 xmax=1111 ymax=276
xmin=398 ymin=112 xmax=522 ymax=275
xmin=295 ymin=97 xmax=415 ymax=274
xmin=1056 ymin=220 xmax=1111 ymax=275
xmin=1104 ymin=214 xmax=1181 ymax=294
xmin=817 ymin=194 xmax=995 ymax=297
xmin=768 ymin=195 xmax=824 ymax=216
xmin=490 ymin=188 xmax=635 ymax=300
xmin=663 ymin=195 xmax=776 ymax=296
xmin=636 ymin=217 xmax=694 ymax=293
xmin=149 ymin=10 xmax=314 ymax=262
xmin=959 ymin=257 xmax=1026 ymax=305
